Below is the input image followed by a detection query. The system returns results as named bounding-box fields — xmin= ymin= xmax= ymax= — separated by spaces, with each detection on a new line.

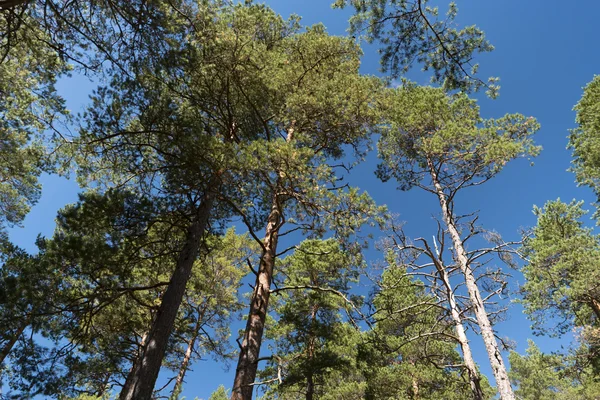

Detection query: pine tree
xmin=259 ymin=239 xmax=365 ymax=400
xmin=333 ymin=0 xmax=496 ymax=94
xmin=359 ymin=254 xmax=493 ymax=400
xmin=226 ymin=16 xmax=383 ymax=399
xmin=509 ymin=340 xmax=600 ymax=400
xmin=570 ymin=75 xmax=600 ymax=202
xmin=75 ymin=4 xmax=298 ymax=397
xmin=0 ymin=7 xmax=67 ymax=232
xmin=377 ymin=84 xmax=539 ymax=399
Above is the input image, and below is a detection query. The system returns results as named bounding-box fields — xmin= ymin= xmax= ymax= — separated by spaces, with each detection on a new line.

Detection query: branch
xmin=246 ymin=259 xmax=258 ymax=276
xmin=270 ymin=284 xmax=371 ymax=328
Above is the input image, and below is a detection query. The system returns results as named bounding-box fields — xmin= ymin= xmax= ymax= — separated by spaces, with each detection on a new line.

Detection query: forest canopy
xmin=0 ymin=1 xmax=599 ymax=399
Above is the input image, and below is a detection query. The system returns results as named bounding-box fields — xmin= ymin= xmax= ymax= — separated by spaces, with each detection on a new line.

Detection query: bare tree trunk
xmin=119 ymin=189 xmax=216 ymax=400
xmin=231 ymin=198 xmax=281 ymax=400
xmin=434 ymin=258 xmax=484 ymax=399
xmin=410 ymin=361 xmax=419 ymax=400
xmin=306 ymin=373 xmax=314 ymax=400
xmin=428 ymin=159 xmax=514 ymax=400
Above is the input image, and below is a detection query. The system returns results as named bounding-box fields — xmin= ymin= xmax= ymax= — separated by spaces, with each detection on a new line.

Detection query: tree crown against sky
xmin=376 ymin=84 xmax=540 ymax=194
xmin=3 ymin=0 xmax=600 ymax=399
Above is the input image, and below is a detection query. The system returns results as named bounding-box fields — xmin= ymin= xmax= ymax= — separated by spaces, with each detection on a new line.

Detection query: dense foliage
xmin=0 ymin=0 xmax=599 ymax=399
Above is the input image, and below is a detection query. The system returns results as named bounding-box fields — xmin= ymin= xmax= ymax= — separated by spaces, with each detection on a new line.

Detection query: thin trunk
xmin=434 ymin=259 xmax=484 ymax=399
xmin=428 ymin=159 xmax=514 ymax=400
xmin=231 ymin=198 xmax=281 ymax=400
xmin=305 ymin=304 xmax=318 ymax=400
xmin=0 ymin=316 xmax=29 ymax=365
xmin=119 ymin=189 xmax=216 ymax=400
xmin=171 ymin=306 xmax=205 ymax=398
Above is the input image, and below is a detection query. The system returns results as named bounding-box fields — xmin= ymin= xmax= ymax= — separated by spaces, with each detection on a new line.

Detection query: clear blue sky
xmin=8 ymin=0 xmax=600 ymax=398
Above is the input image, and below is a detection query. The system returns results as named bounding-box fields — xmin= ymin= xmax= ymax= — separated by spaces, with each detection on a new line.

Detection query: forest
xmin=0 ymin=0 xmax=599 ymax=399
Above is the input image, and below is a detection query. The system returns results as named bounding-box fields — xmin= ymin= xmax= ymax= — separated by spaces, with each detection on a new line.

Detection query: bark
xmin=590 ymin=297 xmax=600 ymax=321
xmin=434 ymin=257 xmax=484 ymax=399
xmin=428 ymin=159 xmax=514 ymax=400
xmin=119 ymin=189 xmax=216 ymax=400
xmin=231 ymin=198 xmax=281 ymax=400
xmin=0 ymin=317 xmax=29 ymax=365
xmin=410 ymin=363 xmax=419 ymax=400
xmin=120 ymin=331 xmax=149 ymax=397
xmin=306 ymin=373 xmax=314 ymax=400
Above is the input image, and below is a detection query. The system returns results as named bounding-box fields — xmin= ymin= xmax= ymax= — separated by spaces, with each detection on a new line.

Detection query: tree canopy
xmin=2 ymin=0 xmax=600 ymax=399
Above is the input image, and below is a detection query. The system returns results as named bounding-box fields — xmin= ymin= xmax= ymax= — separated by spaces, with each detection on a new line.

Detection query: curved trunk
xmin=119 ymin=189 xmax=216 ymax=400
xmin=428 ymin=159 xmax=514 ymax=400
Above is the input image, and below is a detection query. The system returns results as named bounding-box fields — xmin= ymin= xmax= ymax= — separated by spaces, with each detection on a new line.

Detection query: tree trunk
xmin=171 ymin=306 xmax=205 ymax=398
xmin=306 ymin=373 xmax=314 ymax=400
xmin=121 ymin=331 xmax=149 ymax=396
xmin=589 ymin=297 xmax=600 ymax=321
xmin=231 ymin=123 xmax=294 ymax=400
xmin=0 ymin=317 xmax=29 ymax=365
xmin=231 ymin=198 xmax=281 ymax=400
xmin=410 ymin=362 xmax=419 ymax=400
xmin=428 ymin=159 xmax=514 ymax=400
xmin=119 ymin=190 xmax=216 ymax=400
xmin=305 ymin=304 xmax=318 ymax=400
xmin=434 ymin=258 xmax=484 ymax=399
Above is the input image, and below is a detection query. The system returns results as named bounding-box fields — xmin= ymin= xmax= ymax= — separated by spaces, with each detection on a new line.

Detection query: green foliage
xmin=509 ymin=341 xmax=569 ymax=400
xmin=360 ymin=264 xmax=491 ymax=399
xmin=333 ymin=0 xmax=496 ymax=94
xmin=0 ymin=9 xmax=68 ymax=231
xmin=209 ymin=385 xmax=230 ymax=400
xmin=377 ymin=84 xmax=540 ymax=192
xmin=0 ymin=1 xmax=567 ymax=398
xmin=509 ymin=340 xmax=600 ymax=400
xmin=570 ymin=75 xmax=600 ymax=201
xmin=1 ymin=0 xmax=196 ymax=76
xmin=0 ymin=188 xmax=251 ymax=397
xmin=0 ymin=237 xmax=64 ymax=397
xmin=521 ymin=199 xmax=600 ymax=336
xmin=0 ymin=239 xmax=49 ymax=348
xmin=261 ymin=242 xmax=489 ymax=399
xmin=260 ymin=239 xmax=364 ymax=399
xmin=62 ymin=394 xmax=110 ymax=400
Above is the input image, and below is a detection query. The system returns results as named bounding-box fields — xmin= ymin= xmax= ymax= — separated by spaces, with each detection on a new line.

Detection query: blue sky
xmin=7 ymin=0 xmax=600 ymax=398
